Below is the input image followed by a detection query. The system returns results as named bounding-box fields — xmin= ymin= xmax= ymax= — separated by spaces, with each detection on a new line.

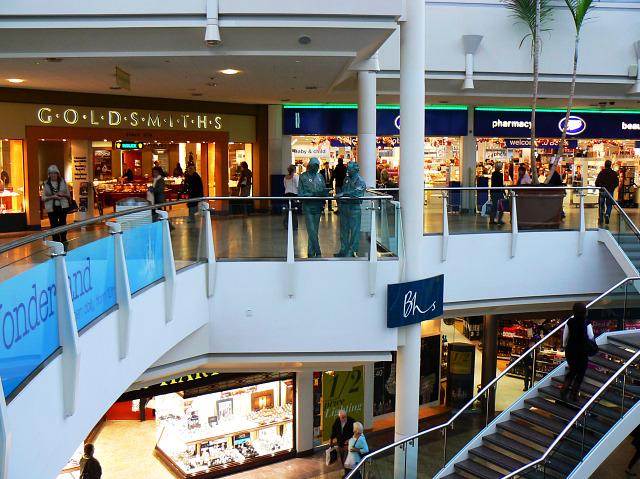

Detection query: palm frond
xmin=501 ymin=0 xmax=554 ymax=53
xmin=564 ymin=0 xmax=596 ymax=32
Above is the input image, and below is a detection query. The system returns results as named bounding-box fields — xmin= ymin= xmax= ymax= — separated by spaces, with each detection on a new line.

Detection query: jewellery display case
xmin=155 ymin=380 xmax=294 ymax=478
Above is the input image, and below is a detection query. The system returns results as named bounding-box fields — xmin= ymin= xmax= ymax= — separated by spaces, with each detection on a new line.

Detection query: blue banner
xmin=387 ymin=275 xmax=444 ymax=328
xmin=123 ymin=221 xmax=164 ymax=294
xmin=0 ymin=260 xmax=60 ymax=397
xmin=476 ymin=109 xmax=640 ymax=139
xmin=283 ymin=106 xmax=468 ymax=136
xmin=66 ymin=236 xmax=117 ymax=331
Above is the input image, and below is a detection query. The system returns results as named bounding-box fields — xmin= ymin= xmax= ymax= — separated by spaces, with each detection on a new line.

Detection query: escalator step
xmin=469 ymin=445 xmax=527 ymax=470
xmin=454 ymin=459 xmax=505 ymax=479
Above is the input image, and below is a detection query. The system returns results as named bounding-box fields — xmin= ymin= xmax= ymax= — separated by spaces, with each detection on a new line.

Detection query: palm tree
xmin=546 ymin=0 xmax=596 ymax=183
xmin=501 ymin=0 xmax=554 ymax=185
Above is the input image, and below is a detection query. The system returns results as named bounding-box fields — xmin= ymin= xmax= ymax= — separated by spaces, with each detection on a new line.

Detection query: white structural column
xmin=396 ymin=0 xmax=425 ymax=476
xmin=295 ymin=370 xmax=314 ymax=455
xmin=363 ymin=363 xmax=374 ymax=430
xmin=268 ymin=105 xmax=293 ymax=183
xmin=461 ymin=108 xmax=476 ymax=212
xmin=357 ymin=70 xmax=377 ymax=187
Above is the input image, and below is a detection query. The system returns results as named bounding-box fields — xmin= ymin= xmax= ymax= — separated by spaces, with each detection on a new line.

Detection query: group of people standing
xmin=285 ymin=157 xmax=366 ymax=258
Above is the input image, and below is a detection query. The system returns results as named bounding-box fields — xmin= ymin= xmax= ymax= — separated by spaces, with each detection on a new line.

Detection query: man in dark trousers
xmin=595 ymin=159 xmax=620 ymax=225
xmin=329 ymin=409 xmax=356 ymax=474
xmin=331 ymin=157 xmax=347 ymax=214
xmin=185 ymin=165 xmax=204 ymax=223
xmin=320 ymin=161 xmax=334 ymax=211
xmin=79 ymin=443 xmax=102 ymax=479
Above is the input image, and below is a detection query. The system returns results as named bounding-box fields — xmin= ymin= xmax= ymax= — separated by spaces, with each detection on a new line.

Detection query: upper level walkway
xmin=0 ymin=187 xmax=633 ymax=479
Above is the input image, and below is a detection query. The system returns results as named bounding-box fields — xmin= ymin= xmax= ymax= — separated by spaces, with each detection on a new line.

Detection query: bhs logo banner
xmin=387 ymin=275 xmax=444 ymax=328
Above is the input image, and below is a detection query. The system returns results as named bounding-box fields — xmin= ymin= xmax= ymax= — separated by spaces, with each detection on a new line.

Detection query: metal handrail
xmin=423 ymin=186 xmax=598 ymax=191
xmin=503 ymin=313 xmax=640 ymax=478
xmin=602 ymin=188 xmax=640 ymax=239
xmin=0 ymin=194 xmax=393 ymax=256
xmin=346 ymin=275 xmax=640 ymax=479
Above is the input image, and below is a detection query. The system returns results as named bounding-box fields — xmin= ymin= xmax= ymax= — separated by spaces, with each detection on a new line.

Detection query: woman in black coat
xmin=560 ymin=302 xmax=594 ymax=402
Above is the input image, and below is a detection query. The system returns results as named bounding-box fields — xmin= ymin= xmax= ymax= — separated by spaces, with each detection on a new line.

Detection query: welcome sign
xmin=387 ymin=275 xmax=444 ymax=328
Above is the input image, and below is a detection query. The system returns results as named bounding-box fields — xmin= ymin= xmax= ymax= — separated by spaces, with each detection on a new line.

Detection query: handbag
xmin=481 ymin=200 xmax=492 ymax=217
xmin=66 ymin=199 xmax=79 ymax=214
xmin=344 ymin=452 xmax=357 ymax=469
xmin=586 ymin=338 xmax=599 ymax=356
xmin=325 ymin=446 xmax=338 ymax=466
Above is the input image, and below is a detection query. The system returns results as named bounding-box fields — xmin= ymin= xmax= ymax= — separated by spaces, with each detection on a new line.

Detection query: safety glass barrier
xmin=204 ymin=196 xmax=395 ymax=260
xmin=165 ymin=208 xmax=203 ymax=271
xmin=122 ymin=220 xmax=164 ymax=294
xmin=347 ymin=442 xmax=407 ymax=479
xmin=0 ymin=255 xmax=60 ymax=399
xmin=349 ymin=276 xmax=640 ymax=479
xmin=433 ymin=186 xmax=602 ymax=236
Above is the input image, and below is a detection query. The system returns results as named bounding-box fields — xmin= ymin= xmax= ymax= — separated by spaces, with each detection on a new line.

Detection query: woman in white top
xmin=560 ymin=302 xmax=594 ymax=402
xmin=41 ymin=164 xmax=71 ymax=243
xmin=344 ymin=421 xmax=369 ymax=479
xmin=283 ymin=164 xmax=299 ymax=230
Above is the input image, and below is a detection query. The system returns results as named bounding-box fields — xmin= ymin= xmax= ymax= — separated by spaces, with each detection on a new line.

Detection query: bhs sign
xmin=387 ymin=275 xmax=444 ymax=328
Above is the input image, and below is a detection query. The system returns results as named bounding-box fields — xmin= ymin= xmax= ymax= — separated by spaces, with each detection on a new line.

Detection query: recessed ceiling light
xmin=206 ymin=82 xmax=217 ymax=87
xmin=305 ymin=86 xmax=317 ymax=90
xmin=44 ymin=58 xmax=62 ymax=63
xmin=7 ymin=79 xmax=24 ymax=83
xmin=298 ymin=35 xmax=312 ymax=45
xmin=110 ymin=86 xmax=121 ymax=90
xmin=296 ymin=60 xmax=301 ymax=63
xmin=192 ymin=93 xmax=203 ymax=97
xmin=221 ymin=69 xmax=239 ymax=75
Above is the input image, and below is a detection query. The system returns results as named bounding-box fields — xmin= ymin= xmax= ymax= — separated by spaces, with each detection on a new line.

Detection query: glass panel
xmin=376 ymin=198 xmax=398 ymax=256
xmin=294 ymin=197 xmax=343 ymax=259
xmin=424 ymin=189 xmax=444 ymax=235
xmin=64 ymin=222 xmax=112 ymax=253
xmin=168 ymin=209 xmax=202 ymax=271
xmin=122 ymin=221 xmax=164 ymax=293
xmin=66 ymin=235 xmax=117 ymax=331
xmin=356 ymin=442 xmax=407 ymax=479
xmin=0 ymin=259 xmax=60 ymax=397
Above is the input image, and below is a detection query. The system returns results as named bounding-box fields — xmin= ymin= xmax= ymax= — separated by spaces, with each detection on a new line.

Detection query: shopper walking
xmin=151 ymin=166 xmax=175 ymax=230
xmin=238 ymin=161 xmax=252 ymax=215
xmin=320 ymin=161 xmax=334 ymax=211
xmin=329 ymin=409 xmax=356 ymax=475
xmin=595 ymin=159 xmax=620 ymax=225
xmin=626 ymin=425 xmax=640 ymax=476
xmin=283 ymin=164 xmax=299 ymax=230
xmin=42 ymin=165 xmax=71 ymax=244
xmin=331 ymin=157 xmax=347 ymax=214
xmin=560 ymin=302 xmax=594 ymax=402
xmin=344 ymin=422 xmax=369 ymax=479
xmin=185 ymin=165 xmax=204 ymax=223
xmin=79 ymin=443 xmax=102 ymax=479
xmin=489 ymin=162 xmax=505 ymax=225
xmin=522 ymin=338 xmax=536 ymax=391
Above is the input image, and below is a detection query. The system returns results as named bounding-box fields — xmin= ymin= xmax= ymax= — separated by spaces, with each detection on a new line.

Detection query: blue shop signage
xmin=475 ymin=108 xmax=640 ymax=140
xmin=387 ymin=275 xmax=444 ymax=328
xmin=283 ymin=106 xmax=468 ymax=136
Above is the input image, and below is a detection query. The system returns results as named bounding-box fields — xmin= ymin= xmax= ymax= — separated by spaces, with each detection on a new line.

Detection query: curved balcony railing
xmin=0 ymin=194 xmax=395 ymax=403
xmin=346 ymin=275 xmax=640 ymax=479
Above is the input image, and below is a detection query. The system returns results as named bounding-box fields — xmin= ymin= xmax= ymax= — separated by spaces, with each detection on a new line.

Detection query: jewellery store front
xmin=282 ymin=105 xmax=468 ymax=188
xmin=60 ymin=372 xmax=295 ymax=479
xmin=0 ymin=101 xmax=261 ymax=231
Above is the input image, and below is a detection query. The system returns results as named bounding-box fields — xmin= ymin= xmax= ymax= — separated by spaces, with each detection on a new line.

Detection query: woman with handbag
xmin=42 ymin=165 xmax=71 ymax=243
xmin=560 ymin=302 xmax=594 ymax=402
xmin=344 ymin=422 xmax=369 ymax=479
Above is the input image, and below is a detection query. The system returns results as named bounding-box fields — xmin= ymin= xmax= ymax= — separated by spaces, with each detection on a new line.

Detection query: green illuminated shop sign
xmin=115 ymin=141 xmax=143 ymax=150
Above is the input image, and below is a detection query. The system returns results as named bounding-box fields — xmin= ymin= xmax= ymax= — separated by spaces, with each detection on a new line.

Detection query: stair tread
xmin=484 ymin=433 xmax=542 ymax=461
xmin=455 ymin=459 xmax=505 ymax=479
xmin=525 ymin=396 xmax=581 ymax=421
xmin=470 ymin=445 xmax=527 ymax=470
xmin=583 ymin=368 xmax=640 ymax=397
xmin=510 ymin=408 xmax=602 ymax=444
xmin=551 ymin=376 xmax=637 ymax=407
xmin=441 ymin=474 xmax=468 ymax=479
xmin=538 ymin=384 xmax=620 ymax=421
xmin=610 ymin=333 xmax=640 ymax=350
xmin=599 ymin=343 xmax=637 ymax=361
xmin=496 ymin=420 xmax=554 ymax=447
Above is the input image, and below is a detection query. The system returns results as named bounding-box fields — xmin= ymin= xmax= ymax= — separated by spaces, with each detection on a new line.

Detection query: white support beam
xmin=369 ymin=203 xmax=378 ymax=296
xmin=199 ymin=202 xmax=216 ymax=298
xmin=107 ymin=222 xmax=133 ymax=360
xmin=157 ymin=211 xmax=177 ymax=323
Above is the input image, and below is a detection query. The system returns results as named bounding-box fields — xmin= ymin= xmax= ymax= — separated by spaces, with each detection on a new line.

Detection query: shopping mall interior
xmin=1 ymin=1 xmax=640 ymax=479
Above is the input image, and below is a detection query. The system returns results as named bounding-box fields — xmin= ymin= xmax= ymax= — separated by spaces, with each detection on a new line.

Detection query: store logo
xmin=394 ymin=115 xmax=401 ymax=130
xmin=558 ymin=116 xmax=586 ymax=135
xmin=622 ymin=122 xmax=640 ymax=130
xmin=492 ymin=119 xmax=532 ymax=129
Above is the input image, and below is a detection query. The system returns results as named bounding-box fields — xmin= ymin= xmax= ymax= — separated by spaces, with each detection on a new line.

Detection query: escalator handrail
xmin=346 ymin=275 xmax=640 ymax=479
xmin=502 ymin=322 xmax=640 ymax=478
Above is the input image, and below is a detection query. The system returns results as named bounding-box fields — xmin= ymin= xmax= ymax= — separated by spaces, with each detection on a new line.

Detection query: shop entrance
xmin=26 ymin=126 xmax=233 ymax=228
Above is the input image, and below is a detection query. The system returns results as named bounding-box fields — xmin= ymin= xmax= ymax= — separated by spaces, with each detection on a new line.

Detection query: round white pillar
xmin=396 ymin=0 xmax=425 ymax=475
xmin=357 ymin=70 xmax=377 ymax=187
xmin=295 ymin=371 xmax=314 ymax=455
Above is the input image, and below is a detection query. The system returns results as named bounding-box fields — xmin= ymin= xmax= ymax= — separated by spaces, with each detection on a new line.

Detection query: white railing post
xmin=43 ymin=240 xmax=80 ymax=418
xmin=442 ymin=191 xmax=449 ymax=261
xmin=107 ymin=222 xmax=132 ymax=360
xmin=199 ymin=201 xmax=216 ymax=298
xmin=368 ymin=202 xmax=379 ymax=296
xmin=380 ymin=199 xmax=390 ymax=249
xmin=397 ymin=204 xmax=406 ymax=282
xmin=510 ymin=190 xmax=518 ymax=258
xmin=156 ymin=211 xmax=177 ymax=322
xmin=287 ymin=199 xmax=295 ymax=298
xmin=0 ymin=377 xmax=9 ymax=479
xmin=579 ymin=189 xmax=586 ymax=255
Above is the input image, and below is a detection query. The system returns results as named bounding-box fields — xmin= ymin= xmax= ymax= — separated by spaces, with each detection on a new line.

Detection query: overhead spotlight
xmin=205 ymin=0 xmax=221 ymax=46
xmin=629 ymin=41 xmax=640 ymax=94
xmin=461 ymin=35 xmax=483 ymax=91
xmin=298 ymin=35 xmax=312 ymax=45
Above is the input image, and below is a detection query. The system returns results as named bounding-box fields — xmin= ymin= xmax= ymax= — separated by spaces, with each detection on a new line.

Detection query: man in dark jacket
xmin=489 ymin=162 xmax=505 ymax=225
xmin=595 ymin=159 xmax=620 ymax=225
xmin=331 ymin=158 xmax=347 ymax=214
xmin=185 ymin=165 xmax=204 ymax=223
xmin=79 ymin=443 xmax=102 ymax=479
xmin=329 ymin=409 xmax=356 ymax=473
xmin=320 ymin=162 xmax=334 ymax=211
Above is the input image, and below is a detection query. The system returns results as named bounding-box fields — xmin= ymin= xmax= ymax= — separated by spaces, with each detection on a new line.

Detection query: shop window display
xmin=155 ymin=380 xmax=293 ymax=477
xmin=0 ymin=140 xmax=24 ymax=213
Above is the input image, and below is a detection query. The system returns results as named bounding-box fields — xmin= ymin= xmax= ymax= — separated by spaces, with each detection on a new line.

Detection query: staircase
xmin=438 ymin=331 xmax=640 ymax=479
xmin=617 ymin=234 xmax=640 ymax=272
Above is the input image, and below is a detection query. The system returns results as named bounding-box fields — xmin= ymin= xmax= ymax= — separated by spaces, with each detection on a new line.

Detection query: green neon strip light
xmin=284 ymin=104 xmax=467 ymax=111
xmin=476 ymin=107 xmax=640 ymax=114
